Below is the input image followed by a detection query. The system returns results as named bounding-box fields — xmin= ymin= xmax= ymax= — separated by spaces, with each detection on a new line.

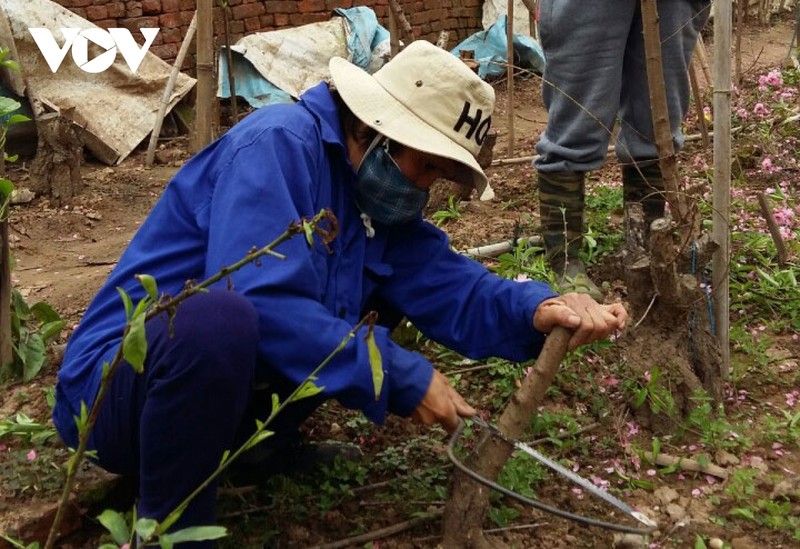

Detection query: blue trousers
xmin=87 ymin=289 xmax=320 ymax=547
xmin=534 ymin=0 xmax=711 ymax=172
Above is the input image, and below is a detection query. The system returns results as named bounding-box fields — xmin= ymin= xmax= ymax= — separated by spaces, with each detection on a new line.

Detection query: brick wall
xmin=51 ymin=0 xmax=484 ymax=68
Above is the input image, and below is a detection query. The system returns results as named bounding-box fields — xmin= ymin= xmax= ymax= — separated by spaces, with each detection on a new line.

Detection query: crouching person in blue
xmin=53 ymin=41 xmax=627 ymax=545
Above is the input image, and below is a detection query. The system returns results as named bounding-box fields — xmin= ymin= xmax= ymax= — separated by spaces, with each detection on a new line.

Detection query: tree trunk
xmin=617 ymin=2 xmax=724 ymax=412
xmin=441 ymin=328 xmax=572 ymax=548
xmin=29 ymin=112 xmax=83 ymax=207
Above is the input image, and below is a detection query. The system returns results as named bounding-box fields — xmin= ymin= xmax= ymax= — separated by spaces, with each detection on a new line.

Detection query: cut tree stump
xmin=29 ymin=112 xmax=83 ymax=206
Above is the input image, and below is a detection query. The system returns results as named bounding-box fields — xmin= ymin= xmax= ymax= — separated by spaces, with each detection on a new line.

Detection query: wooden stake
xmin=387 ymin=0 xmax=415 ymax=43
xmin=506 ymin=0 xmax=515 ymax=156
xmin=695 ymin=34 xmax=713 ymax=88
xmin=222 ymin=3 xmax=239 ymax=125
xmin=192 ymin=0 xmax=215 ymax=153
xmin=757 ymin=192 xmax=789 ymax=266
xmin=146 ymin=11 xmax=197 ymax=167
xmin=0 ymin=146 xmax=11 ymax=366
xmin=387 ymin=6 xmax=399 ymax=57
xmin=689 ymin=61 xmax=710 ymax=147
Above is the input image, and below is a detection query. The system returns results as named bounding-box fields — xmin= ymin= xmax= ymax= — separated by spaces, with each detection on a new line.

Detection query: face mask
xmin=354 ymin=136 xmax=430 ymax=226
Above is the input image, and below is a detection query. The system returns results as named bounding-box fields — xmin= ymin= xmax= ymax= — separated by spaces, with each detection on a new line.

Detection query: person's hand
xmin=411 ymin=369 xmax=476 ymax=433
xmin=533 ymin=293 xmax=628 ymax=350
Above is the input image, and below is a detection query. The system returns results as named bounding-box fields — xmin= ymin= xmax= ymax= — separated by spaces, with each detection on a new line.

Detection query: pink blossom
xmin=753 ymin=103 xmax=771 ymax=117
xmin=646 ymin=469 xmax=657 ymax=477
xmin=787 ymin=390 xmax=799 ymax=407
xmin=26 ymin=449 xmax=36 ymax=462
xmin=692 ymin=488 xmax=702 ymax=497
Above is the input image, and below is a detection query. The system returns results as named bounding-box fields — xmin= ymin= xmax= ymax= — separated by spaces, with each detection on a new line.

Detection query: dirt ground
xmin=1 ymin=15 xmax=799 ymax=549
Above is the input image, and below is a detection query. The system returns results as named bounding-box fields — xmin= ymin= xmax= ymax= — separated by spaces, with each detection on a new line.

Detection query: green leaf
xmin=39 ymin=320 xmax=65 ymax=342
xmin=0 ymin=97 xmax=20 ymax=116
xmin=7 ymin=114 xmax=30 ymax=126
xmin=694 ymin=534 xmax=708 ymax=549
xmin=97 ymin=509 xmax=130 ymax=545
xmin=756 ymin=267 xmax=778 ymax=287
xmin=651 ymin=437 xmax=661 ymax=460
xmin=11 ymin=289 xmax=31 ymax=321
xmin=160 ymin=526 xmax=227 ymax=545
xmin=271 ymin=393 xmax=280 ymax=416
xmin=122 ymin=314 xmax=147 ymax=373
xmin=302 ymin=220 xmax=314 ymax=246
xmin=1 ymin=59 xmax=19 ymax=72
xmin=134 ymin=517 xmax=158 ymax=542
xmin=117 ymin=287 xmax=134 ymax=319
xmin=292 ymin=380 xmax=324 ymax=401
xmin=74 ymin=401 xmax=90 ymax=436
xmin=0 ymin=177 xmax=13 ymax=198
xmin=21 ymin=333 xmax=46 ymax=381
xmin=730 ymin=507 xmax=756 ymax=520
xmin=244 ymin=430 xmax=274 ymax=451
xmin=29 ymin=301 xmax=62 ymax=324
xmin=136 ymin=274 xmax=158 ymax=301
xmin=366 ymin=329 xmax=384 ymax=400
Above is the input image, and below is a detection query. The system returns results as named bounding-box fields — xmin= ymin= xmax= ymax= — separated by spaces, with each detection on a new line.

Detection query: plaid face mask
xmin=354 ymin=137 xmax=430 ymax=226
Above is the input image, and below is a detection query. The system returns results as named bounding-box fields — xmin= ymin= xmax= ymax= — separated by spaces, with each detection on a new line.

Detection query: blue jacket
xmin=54 ymin=83 xmax=557 ymax=429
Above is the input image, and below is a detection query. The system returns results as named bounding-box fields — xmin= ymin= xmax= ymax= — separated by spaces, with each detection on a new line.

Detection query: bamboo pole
xmin=192 ymin=0 xmax=214 ymax=153
xmin=506 ymin=0 xmax=515 ymax=156
xmin=712 ymin=0 xmax=732 ymax=377
xmin=146 ymin=11 xmax=197 ymax=167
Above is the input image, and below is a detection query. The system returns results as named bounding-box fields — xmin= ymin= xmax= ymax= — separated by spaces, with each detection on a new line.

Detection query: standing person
xmin=53 ymin=40 xmax=627 ymax=545
xmin=534 ymin=0 xmax=711 ymax=298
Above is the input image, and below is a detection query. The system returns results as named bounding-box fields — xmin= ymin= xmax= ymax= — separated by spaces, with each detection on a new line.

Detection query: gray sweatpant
xmin=534 ymin=0 xmax=711 ymax=173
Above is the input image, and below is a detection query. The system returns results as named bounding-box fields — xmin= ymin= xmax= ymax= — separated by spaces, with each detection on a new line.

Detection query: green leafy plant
xmin=3 ymin=290 xmax=65 ymax=381
xmin=0 ymin=412 xmax=57 ymax=445
xmin=622 ymin=366 xmax=676 ymax=417
xmin=491 ymin=238 xmax=550 ymax=283
xmin=431 ymin=195 xmax=462 ymax=226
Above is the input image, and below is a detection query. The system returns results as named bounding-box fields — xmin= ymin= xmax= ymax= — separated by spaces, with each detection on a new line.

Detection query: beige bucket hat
xmin=329 ymin=40 xmax=495 ymax=194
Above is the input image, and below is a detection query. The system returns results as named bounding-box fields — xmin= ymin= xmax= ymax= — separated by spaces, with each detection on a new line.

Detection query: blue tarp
xmin=451 ymin=15 xmax=545 ymax=80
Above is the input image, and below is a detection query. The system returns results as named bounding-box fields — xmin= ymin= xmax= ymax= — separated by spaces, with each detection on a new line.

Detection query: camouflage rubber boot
xmin=538 ymin=171 xmax=602 ymax=300
xmin=622 ymin=163 xmax=666 ymax=231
